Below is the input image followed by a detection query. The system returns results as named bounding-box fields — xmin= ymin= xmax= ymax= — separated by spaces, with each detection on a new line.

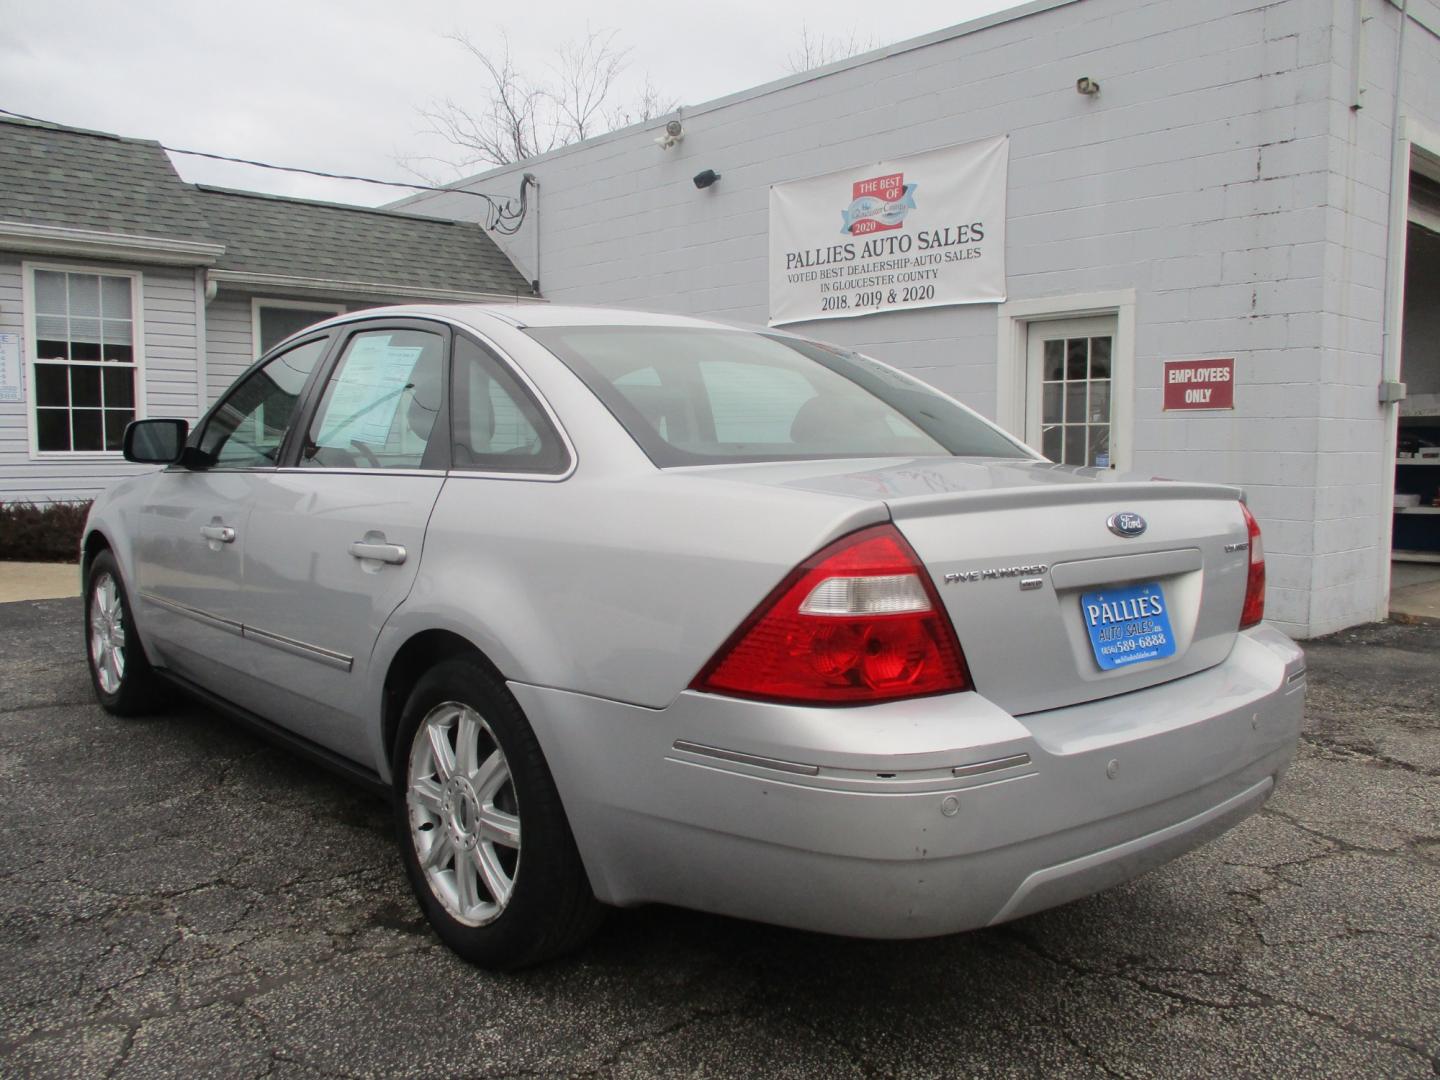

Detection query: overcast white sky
xmin=0 ymin=0 xmax=1016 ymax=207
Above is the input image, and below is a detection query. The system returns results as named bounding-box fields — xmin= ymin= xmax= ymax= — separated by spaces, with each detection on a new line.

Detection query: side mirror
xmin=123 ymin=418 xmax=190 ymax=464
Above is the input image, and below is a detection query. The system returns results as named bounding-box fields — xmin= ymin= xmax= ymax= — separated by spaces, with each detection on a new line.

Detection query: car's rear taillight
xmin=691 ymin=524 xmax=971 ymax=705
xmin=1239 ymin=503 xmax=1265 ymax=629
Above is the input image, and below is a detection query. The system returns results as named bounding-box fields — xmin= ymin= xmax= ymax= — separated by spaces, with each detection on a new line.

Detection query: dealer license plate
xmin=1080 ymin=581 xmax=1177 ymax=671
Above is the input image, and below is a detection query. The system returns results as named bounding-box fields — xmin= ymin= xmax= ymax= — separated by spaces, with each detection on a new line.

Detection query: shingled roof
xmin=0 ymin=115 xmax=210 ymax=240
xmin=194 ymin=185 xmax=531 ymax=296
xmin=0 ymin=115 xmax=531 ymax=297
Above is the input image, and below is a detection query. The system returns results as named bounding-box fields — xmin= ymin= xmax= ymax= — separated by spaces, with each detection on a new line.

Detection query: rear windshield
xmin=526 ymin=326 xmax=1030 ymax=467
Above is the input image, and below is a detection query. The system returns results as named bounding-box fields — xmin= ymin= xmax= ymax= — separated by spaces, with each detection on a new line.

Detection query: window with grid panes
xmin=30 ymin=268 xmax=139 ymax=453
xmin=1039 ymin=334 xmax=1112 ymax=468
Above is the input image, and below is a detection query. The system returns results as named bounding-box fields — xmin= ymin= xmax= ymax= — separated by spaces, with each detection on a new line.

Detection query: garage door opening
xmin=1391 ymin=172 xmax=1440 ymax=618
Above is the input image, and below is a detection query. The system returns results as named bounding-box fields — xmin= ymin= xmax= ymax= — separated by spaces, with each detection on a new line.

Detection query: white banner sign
xmin=768 ymin=136 xmax=1007 ymax=326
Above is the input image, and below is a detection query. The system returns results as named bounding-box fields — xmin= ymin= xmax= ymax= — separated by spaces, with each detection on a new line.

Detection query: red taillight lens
xmin=1239 ymin=503 xmax=1265 ymax=629
xmin=691 ymin=524 xmax=971 ymax=704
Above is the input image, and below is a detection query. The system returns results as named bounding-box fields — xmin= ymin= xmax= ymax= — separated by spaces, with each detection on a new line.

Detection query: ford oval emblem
xmin=1107 ymin=511 xmax=1147 ymax=538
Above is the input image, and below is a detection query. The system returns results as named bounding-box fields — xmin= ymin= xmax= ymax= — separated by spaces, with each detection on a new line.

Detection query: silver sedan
xmin=83 ymin=304 xmax=1304 ymax=968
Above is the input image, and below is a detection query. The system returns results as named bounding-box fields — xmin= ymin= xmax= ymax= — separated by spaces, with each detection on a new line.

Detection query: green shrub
xmin=0 ymin=501 xmax=92 ymax=563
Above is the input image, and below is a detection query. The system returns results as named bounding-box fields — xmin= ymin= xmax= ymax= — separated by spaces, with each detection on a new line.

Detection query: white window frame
xmin=995 ymin=289 xmax=1137 ymax=472
xmin=23 ymin=260 xmax=147 ymax=460
xmin=251 ymin=298 xmax=344 ymax=360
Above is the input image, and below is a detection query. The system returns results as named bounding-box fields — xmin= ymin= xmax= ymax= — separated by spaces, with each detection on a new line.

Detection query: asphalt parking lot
xmin=1 ymin=597 xmax=1436 ymax=1079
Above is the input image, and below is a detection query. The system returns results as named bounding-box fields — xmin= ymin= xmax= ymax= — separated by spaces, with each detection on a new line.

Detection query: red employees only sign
xmin=1163 ymin=358 xmax=1235 ymax=410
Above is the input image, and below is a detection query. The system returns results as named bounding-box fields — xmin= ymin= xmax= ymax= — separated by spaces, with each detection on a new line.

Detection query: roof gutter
xmin=0 ymin=220 xmax=224 ymax=266
xmin=205 ymin=269 xmax=543 ymax=304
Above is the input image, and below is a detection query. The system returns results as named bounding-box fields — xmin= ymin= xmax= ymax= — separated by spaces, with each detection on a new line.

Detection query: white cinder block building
xmin=394 ymin=0 xmax=1440 ymax=640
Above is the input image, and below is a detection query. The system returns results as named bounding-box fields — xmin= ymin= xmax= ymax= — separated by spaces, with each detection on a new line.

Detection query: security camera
xmin=655 ymin=119 xmax=685 ymax=150
xmin=693 ymin=169 xmax=720 ymax=190
xmin=1076 ymin=76 xmax=1100 ymax=96
xmin=665 ymin=120 xmax=682 ymax=137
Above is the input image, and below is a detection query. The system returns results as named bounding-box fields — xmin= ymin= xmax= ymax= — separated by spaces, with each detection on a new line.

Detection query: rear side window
xmin=526 ymin=326 xmax=1029 ymax=467
xmin=450 ymin=336 xmax=569 ymax=474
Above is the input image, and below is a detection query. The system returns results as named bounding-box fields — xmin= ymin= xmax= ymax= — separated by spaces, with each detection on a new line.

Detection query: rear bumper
xmin=511 ymin=625 xmax=1305 ymax=938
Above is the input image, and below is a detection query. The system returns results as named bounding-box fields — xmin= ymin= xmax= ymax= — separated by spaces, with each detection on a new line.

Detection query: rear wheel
xmin=393 ymin=657 xmax=602 ymax=968
xmin=85 ymin=550 xmax=165 ymax=715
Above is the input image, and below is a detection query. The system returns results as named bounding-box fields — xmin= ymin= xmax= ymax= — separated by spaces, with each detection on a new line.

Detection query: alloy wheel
xmin=406 ymin=701 xmax=522 ymax=926
xmin=89 ymin=572 xmax=126 ymax=695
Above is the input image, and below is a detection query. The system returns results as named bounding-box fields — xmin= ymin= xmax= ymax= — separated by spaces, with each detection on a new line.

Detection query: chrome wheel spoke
xmin=421 ymin=830 xmax=452 ymax=871
xmin=472 ymin=749 xmax=507 ymax=801
xmin=454 ymin=708 xmax=479 ymax=776
xmin=478 ymin=806 xmax=520 ymax=849
xmin=454 ymin=850 xmax=479 ymax=911
xmin=475 ymin=844 xmax=513 ymax=906
xmin=409 ymin=776 xmax=444 ymax=815
xmin=427 ymin=718 xmax=456 ymax=782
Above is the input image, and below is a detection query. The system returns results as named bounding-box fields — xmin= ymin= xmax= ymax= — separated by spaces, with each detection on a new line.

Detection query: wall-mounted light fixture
xmin=693 ymin=169 xmax=721 ymax=190
xmin=1076 ymin=76 xmax=1100 ymax=96
xmin=655 ymin=120 xmax=684 ymax=150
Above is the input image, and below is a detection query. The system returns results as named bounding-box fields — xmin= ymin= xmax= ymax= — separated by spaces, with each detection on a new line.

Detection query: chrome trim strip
xmin=671 ymin=739 xmax=820 ymax=777
xmin=952 ymin=752 xmax=1032 ymax=778
xmin=273 ymin=467 xmax=446 ymax=478
xmin=1287 ymin=667 xmax=1307 ymax=684
xmin=138 ymin=591 xmax=243 ymax=636
xmin=242 ymin=624 xmax=353 ymax=672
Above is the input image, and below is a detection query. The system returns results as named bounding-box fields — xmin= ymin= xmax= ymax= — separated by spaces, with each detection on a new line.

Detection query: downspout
xmin=527 ymin=173 xmax=541 ymax=296
xmin=193 ymin=268 xmax=209 ymax=420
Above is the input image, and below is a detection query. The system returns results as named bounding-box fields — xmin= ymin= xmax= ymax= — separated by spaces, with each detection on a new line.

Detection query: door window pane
xmin=201 ymin=337 xmax=329 ymax=467
xmin=1043 ymin=339 xmax=1064 ymax=381
xmin=451 ymin=336 xmax=569 ymax=473
xmin=302 ymin=329 xmax=445 ymax=470
xmin=1035 ymin=332 xmax=1114 ymax=468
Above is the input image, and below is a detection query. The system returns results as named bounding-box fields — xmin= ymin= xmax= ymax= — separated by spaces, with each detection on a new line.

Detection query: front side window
xmin=199 ymin=337 xmax=329 ymax=467
xmin=527 ymin=326 xmax=1029 ymax=467
xmin=30 ymin=267 xmax=138 ymax=453
xmin=300 ymin=328 xmax=446 ymax=470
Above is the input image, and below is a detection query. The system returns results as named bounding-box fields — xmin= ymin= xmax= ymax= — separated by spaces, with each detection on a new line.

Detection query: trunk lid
xmin=677 ymin=457 xmax=1252 ymax=715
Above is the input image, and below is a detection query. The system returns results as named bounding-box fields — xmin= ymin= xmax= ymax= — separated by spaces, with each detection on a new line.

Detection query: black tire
xmin=393 ymin=657 xmax=603 ymax=969
xmin=84 ymin=550 xmax=166 ymax=716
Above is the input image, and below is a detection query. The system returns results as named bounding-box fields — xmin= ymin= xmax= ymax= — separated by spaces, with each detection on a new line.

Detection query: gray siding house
xmin=394 ymin=0 xmax=1440 ymax=640
xmin=0 ymin=115 xmax=533 ymax=504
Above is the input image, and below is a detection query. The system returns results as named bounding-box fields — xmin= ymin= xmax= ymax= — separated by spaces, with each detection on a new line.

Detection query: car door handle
xmin=348 ymin=540 xmax=407 ymax=565
xmin=200 ymin=525 xmax=236 ymax=543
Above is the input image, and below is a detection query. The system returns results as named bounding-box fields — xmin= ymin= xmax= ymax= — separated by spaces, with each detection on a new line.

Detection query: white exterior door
xmin=1024 ymin=316 xmax=1121 ymax=469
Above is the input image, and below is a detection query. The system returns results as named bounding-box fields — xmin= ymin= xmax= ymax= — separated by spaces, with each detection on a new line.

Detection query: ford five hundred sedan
xmin=83 ymin=304 xmax=1305 ymax=968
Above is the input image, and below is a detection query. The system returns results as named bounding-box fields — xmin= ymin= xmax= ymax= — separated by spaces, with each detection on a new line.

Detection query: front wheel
xmin=85 ymin=550 xmax=165 ymax=715
xmin=393 ymin=658 xmax=602 ymax=968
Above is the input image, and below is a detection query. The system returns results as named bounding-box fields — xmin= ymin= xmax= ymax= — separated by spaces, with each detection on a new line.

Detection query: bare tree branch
xmin=607 ymin=75 xmax=681 ymax=131
xmin=785 ymin=23 xmax=877 ymax=73
xmin=405 ymin=26 xmax=676 ymax=177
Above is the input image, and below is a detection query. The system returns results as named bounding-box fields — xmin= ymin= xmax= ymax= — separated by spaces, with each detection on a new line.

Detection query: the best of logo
xmin=841 ymin=173 xmax=918 ymax=236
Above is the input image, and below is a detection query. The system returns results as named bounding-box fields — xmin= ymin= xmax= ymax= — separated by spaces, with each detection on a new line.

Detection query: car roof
xmin=330 ymin=302 xmax=748 ymax=333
